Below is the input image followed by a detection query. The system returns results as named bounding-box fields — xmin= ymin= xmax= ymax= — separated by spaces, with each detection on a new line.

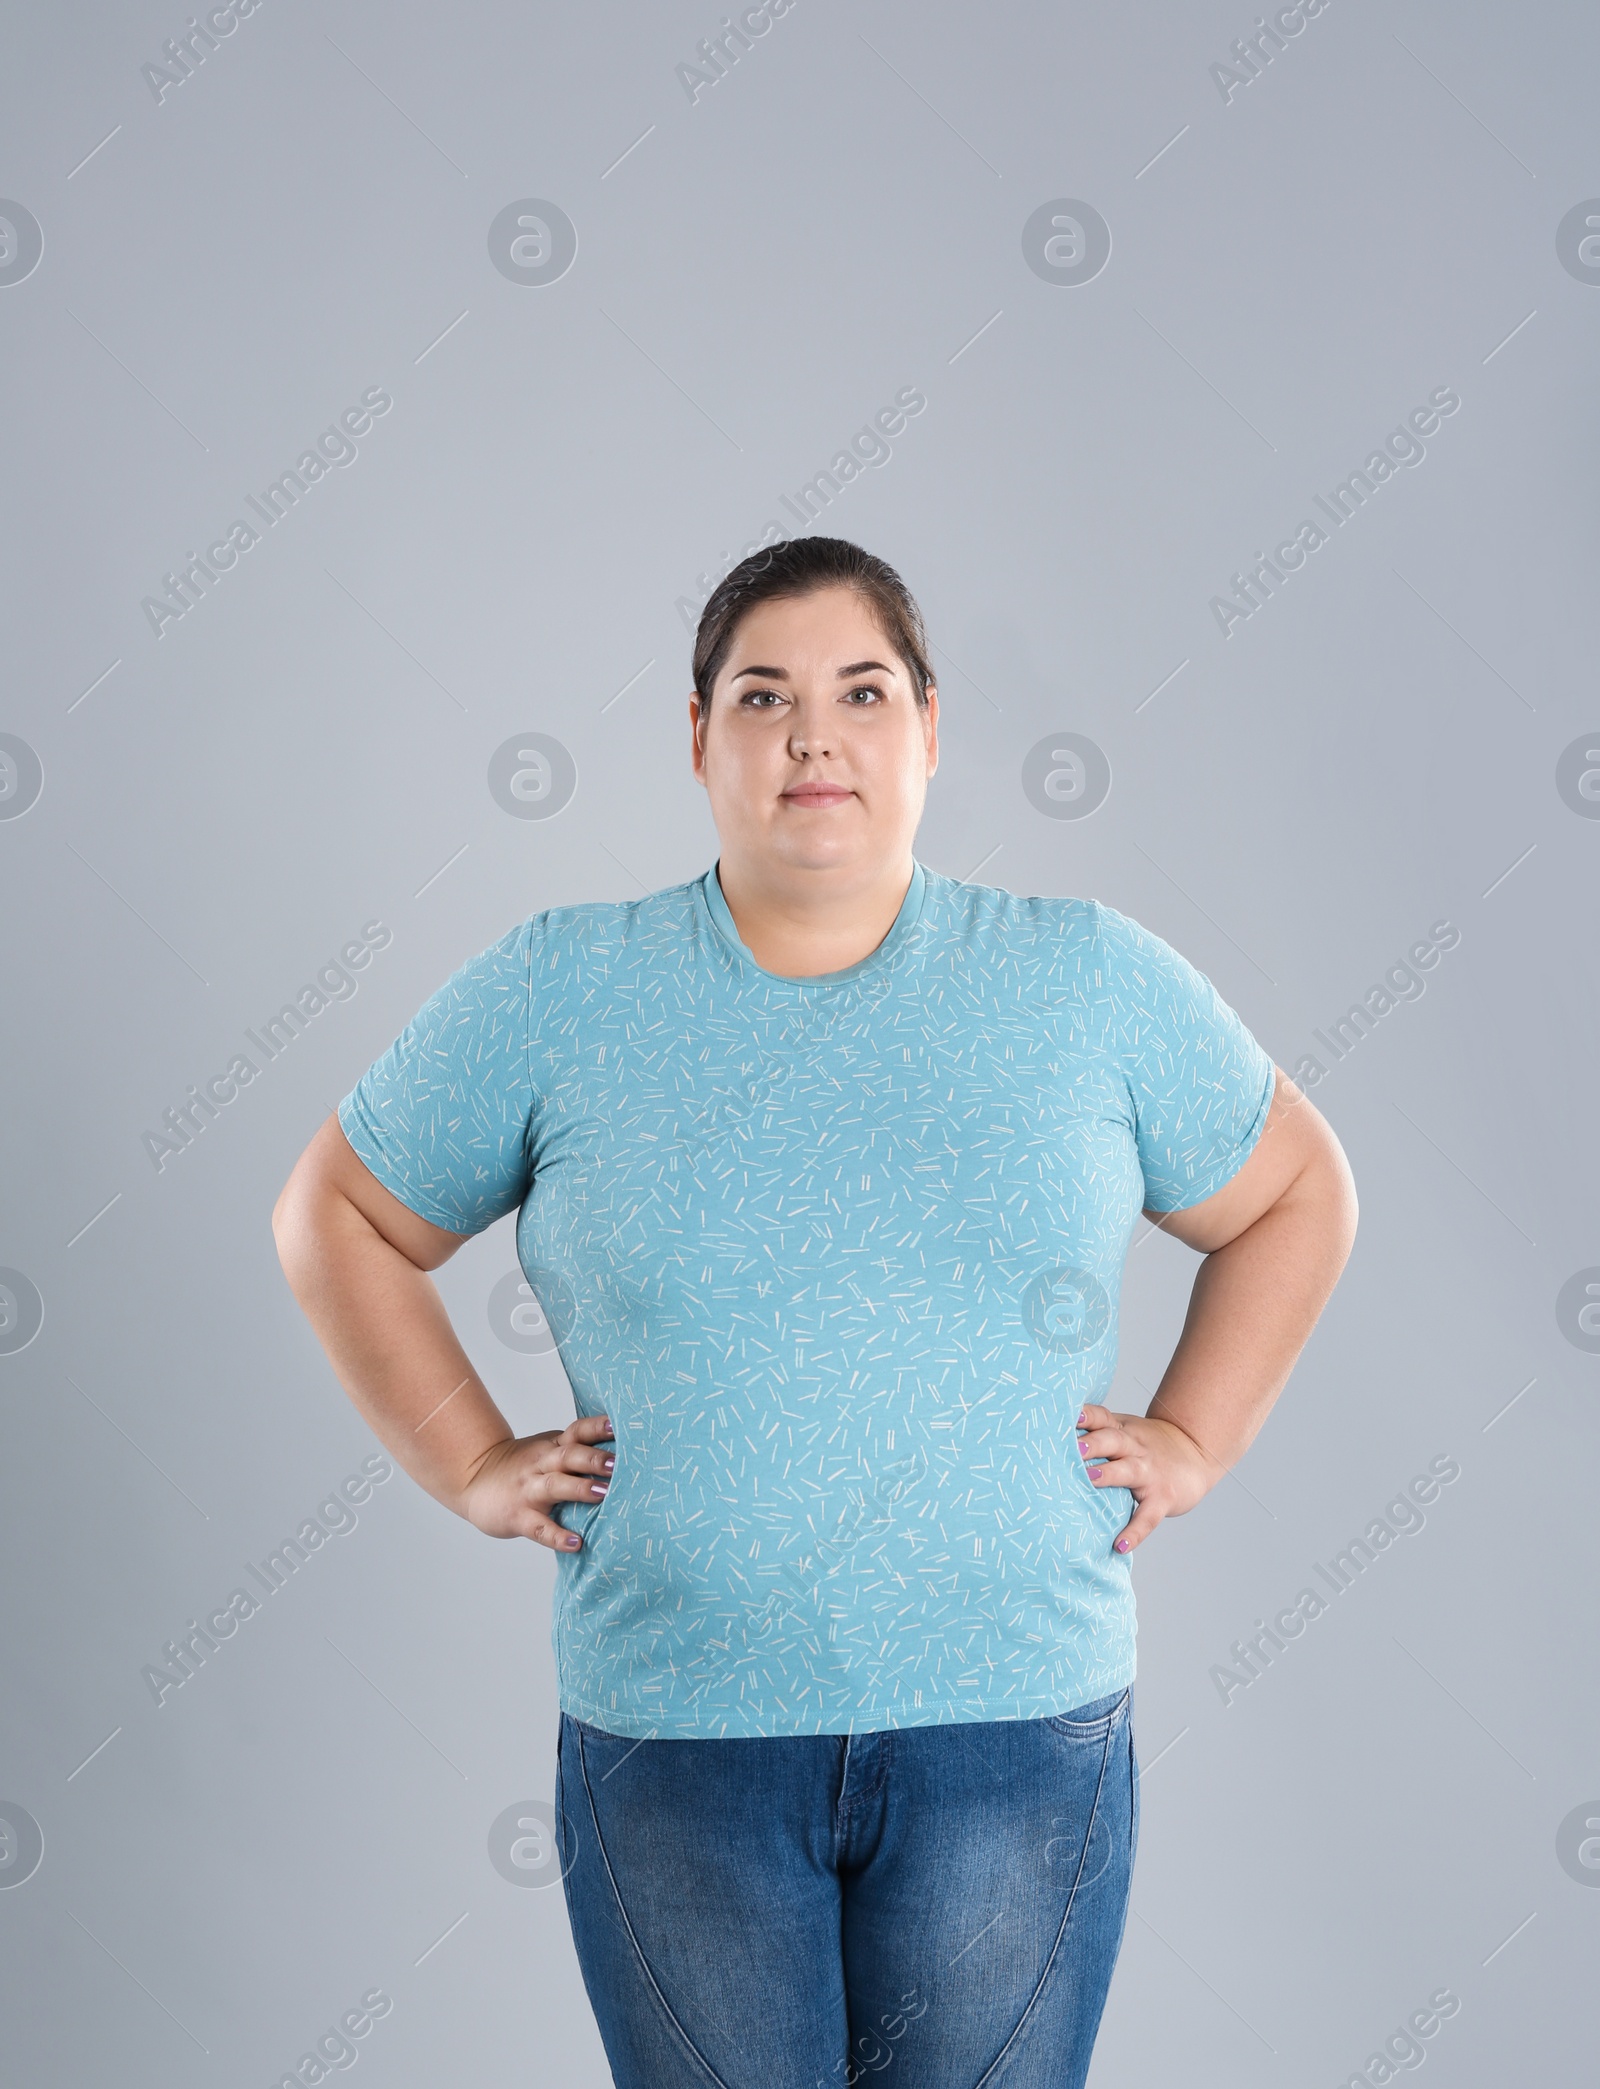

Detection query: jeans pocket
xmin=1044 ymin=1685 xmax=1131 ymax=1741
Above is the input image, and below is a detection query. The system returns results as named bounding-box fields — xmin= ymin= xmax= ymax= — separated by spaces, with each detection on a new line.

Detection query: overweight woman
xmin=273 ymin=536 xmax=1357 ymax=2089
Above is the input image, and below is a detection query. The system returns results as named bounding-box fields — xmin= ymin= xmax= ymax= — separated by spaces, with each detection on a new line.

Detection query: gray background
xmin=2 ymin=0 xmax=1595 ymax=2081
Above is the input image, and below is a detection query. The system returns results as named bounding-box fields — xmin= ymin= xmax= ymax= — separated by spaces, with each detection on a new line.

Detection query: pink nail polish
xmin=603 ymin=1457 xmax=615 ymax=1471
xmin=1115 ymin=1538 xmax=1130 ymax=1552
xmin=565 ymin=1534 xmax=580 ymax=1547
xmin=591 ymin=1482 xmax=609 ymax=1496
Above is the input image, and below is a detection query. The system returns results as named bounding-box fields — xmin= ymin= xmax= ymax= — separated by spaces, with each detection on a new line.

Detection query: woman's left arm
xmin=1079 ymin=1065 xmax=1359 ymax=1553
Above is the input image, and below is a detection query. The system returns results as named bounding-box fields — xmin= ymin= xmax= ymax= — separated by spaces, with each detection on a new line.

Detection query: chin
xmin=771 ymin=828 xmax=864 ymax=872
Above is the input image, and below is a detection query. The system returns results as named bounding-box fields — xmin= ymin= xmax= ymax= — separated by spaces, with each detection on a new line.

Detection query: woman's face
xmin=690 ymin=585 xmax=939 ymax=883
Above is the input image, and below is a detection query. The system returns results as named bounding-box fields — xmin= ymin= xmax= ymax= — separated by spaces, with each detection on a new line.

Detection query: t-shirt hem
xmin=336 ymin=1095 xmax=474 ymax=1234
xmin=556 ymin=1663 xmax=1139 ymax=1740
xmin=1143 ymin=1049 xmax=1277 ymax=1214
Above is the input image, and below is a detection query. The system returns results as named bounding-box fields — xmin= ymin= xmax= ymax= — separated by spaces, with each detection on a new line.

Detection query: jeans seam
xmin=571 ymin=1722 xmax=734 ymax=2089
xmin=970 ymin=1712 xmax=1121 ymax=2089
xmin=836 ymin=1730 xmax=891 ymax=1834
xmin=1044 ymin=1686 xmax=1131 ymax=1740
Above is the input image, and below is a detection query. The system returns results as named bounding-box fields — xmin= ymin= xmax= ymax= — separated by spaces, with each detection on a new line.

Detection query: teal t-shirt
xmin=338 ymin=863 xmax=1274 ymax=1738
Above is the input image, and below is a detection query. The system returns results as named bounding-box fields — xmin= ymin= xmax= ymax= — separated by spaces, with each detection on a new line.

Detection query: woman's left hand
xmin=1076 ymin=1404 xmax=1221 ymax=1556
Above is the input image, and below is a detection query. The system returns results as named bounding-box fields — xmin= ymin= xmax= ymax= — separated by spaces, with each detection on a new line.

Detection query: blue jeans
xmin=556 ymin=1688 xmax=1137 ymax=2088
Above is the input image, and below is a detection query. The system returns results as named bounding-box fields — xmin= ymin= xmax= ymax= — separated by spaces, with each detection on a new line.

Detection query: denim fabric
xmin=556 ymin=1689 xmax=1138 ymax=2088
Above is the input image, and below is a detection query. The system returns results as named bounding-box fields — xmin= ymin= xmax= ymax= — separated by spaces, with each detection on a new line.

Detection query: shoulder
xmin=524 ymin=879 xmax=701 ymax=964
xmin=455 ymin=883 xmax=699 ymax=960
xmin=927 ymin=864 xmax=1102 ymax=948
xmin=466 ymin=881 xmax=705 ymax=992
xmin=420 ymin=882 xmax=699 ymax=995
xmin=1085 ymin=899 xmax=1214 ymax=994
xmin=1085 ymin=902 xmax=1263 ymax=1065
xmin=1082 ymin=898 xmax=1167 ymax=971
xmin=920 ymin=872 xmax=1221 ymax=1011
xmin=920 ymin=866 xmax=1102 ymax=967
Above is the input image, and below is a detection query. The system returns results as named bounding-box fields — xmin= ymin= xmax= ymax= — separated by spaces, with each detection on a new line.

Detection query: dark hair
xmin=691 ymin=537 xmax=934 ymax=713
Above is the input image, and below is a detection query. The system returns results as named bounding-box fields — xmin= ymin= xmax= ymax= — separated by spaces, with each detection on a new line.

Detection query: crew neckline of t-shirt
xmin=698 ymin=859 xmax=928 ymax=987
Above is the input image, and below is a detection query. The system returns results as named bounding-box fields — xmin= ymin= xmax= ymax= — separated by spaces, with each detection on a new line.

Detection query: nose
xmin=788 ymin=699 xmax=835 ymax=760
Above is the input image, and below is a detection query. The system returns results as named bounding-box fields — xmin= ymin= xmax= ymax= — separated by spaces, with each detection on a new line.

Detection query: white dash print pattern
xmin=338 ymin=863 xmax=1275 ymax=1738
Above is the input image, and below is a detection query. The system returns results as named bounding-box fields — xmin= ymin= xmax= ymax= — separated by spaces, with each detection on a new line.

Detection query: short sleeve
xmin=1093 ymin=900 xmax=1275 ymax=1214
xmin=337 ymin=919 xmax=536 ymax=1235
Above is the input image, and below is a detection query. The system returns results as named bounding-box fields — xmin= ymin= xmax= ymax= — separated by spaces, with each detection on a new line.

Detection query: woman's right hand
xmin=458 ymin=1414 xmax=615 ymax=1549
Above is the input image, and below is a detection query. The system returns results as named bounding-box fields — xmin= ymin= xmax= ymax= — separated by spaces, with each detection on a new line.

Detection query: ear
xmin=688 ymin=691 xmax=709 ymax=786
xmin=922 ymin=683 xmax=940 ymax=777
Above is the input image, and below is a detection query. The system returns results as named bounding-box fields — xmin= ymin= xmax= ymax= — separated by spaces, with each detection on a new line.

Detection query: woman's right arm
xmin=271 ymin=1111 xmax=612 ymax=1550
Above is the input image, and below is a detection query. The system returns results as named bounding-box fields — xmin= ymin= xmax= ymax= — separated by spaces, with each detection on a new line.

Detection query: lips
xmin=781 ymin=784 xmax=853 ymax=804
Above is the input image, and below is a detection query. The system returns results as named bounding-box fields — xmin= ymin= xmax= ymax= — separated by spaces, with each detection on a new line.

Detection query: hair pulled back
xmin=691 ymin=537 xmax=933 ymax=713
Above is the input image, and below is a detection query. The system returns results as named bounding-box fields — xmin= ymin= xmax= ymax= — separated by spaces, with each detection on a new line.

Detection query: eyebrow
xmin=730 ymin=659 xmax=895 ymax=681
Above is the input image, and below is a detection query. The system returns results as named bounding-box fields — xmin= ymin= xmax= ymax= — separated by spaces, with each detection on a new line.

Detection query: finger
xmin=507 ymin=1504 xmax=589 ymax=1554
xmin=555 ymin=1416 xmax=615 ymax=1474
xmin=1077 ymin=1424 xmax=1125 ymax=1462
xmin=536 ymin=1470 xmax=612 ymax=1508
xmin=522 ymin=1510 xmax=586 ymax=1551
xmin=1077 ymin=1405 xmax=1113 ymax=1434
xmin=1080 ymin=1427 xmax=1136 ymax=1475
xmin=556 ymin=1437 xmax=616 ymax=1475
xmin=1088 ymin=1458 xmax=1143 ymax=1491
xmin=564 ymin=1413 xmax=614 ymax=1443
xmin=1113 ymin=1499 xmax=1165 ymax=1555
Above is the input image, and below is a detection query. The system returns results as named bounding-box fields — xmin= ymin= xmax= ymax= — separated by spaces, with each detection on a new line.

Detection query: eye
xmin=738 ymin=687 xmax=787 ymax=708
xmin=842 ymin=684 xmax=886 ymax=705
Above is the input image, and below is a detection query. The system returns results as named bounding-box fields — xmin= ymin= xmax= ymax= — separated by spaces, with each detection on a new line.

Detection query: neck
xmin=715 ymin=852 xmax=916 ymax=978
